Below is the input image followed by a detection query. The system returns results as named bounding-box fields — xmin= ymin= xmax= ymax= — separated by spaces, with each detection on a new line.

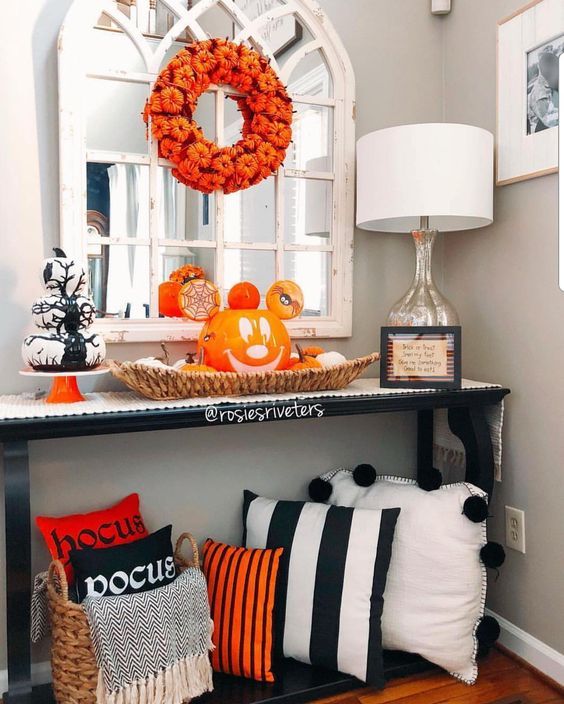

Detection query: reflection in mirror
xmin=159 ymin=169 xmax=215 ymax=241
xmin=287 ymin=50 xmax=333 ymax=99
xmin=86 ymin=79 xmax=149 ymax=154
xmin=192 ymin=91 xmax=216 ymax=142
xmin=249 ymin=9 xmax=311 ymax=65
xmin=225 ymin=178 xmax=275 ymax=243
xmin=87 ymin=163 xmax=150 ymax=239
xmin=224 ymin=250 xmax=275 ymax=300
xmin=87 ymin=244 xmax=150 ymax=319
xmin=284 ymin=177 xmax=332 ymax=245
xmin=197 ymin=3 xmax=242 ymax=40
xmin=285 ymin=251 xmax=330 ymax=316
xmin=159 ymin=247 xmax=215 ymax=286
xmin=87 ymin=19 xmax=146 ymax=74
xmin=285 ymin=103 xmax=333 ymax=171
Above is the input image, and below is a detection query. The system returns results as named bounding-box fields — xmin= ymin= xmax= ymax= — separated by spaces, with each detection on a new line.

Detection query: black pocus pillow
xmin=70 ymin=525 xmax=176 ymax=602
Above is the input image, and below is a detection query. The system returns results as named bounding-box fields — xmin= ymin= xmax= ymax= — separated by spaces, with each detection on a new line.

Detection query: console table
xmin=0 ymin=379 xmax=509 ymax=704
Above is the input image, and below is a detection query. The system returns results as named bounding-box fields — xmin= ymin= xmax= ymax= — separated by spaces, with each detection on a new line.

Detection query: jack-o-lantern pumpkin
xmin=181 ymin=279 xmax=304 ymax=372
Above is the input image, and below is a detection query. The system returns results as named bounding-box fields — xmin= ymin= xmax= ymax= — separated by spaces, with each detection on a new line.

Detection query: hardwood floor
xmin=313 ymin=651 xmax=564 ymax=704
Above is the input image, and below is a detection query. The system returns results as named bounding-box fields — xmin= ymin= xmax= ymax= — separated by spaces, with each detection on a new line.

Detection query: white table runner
xmin=0 ymin=379 xmax=505 ymax=481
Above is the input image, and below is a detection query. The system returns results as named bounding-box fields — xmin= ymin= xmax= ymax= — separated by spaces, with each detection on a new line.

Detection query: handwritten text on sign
xmin=392 ymin=338 xmax=448 ymax=377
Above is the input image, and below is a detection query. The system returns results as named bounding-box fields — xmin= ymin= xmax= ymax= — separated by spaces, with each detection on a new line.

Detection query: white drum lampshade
xmin=356 ymin=123 xmax=494 ymax=326
xmin=356 ymin=123 xmax=493 ymax=233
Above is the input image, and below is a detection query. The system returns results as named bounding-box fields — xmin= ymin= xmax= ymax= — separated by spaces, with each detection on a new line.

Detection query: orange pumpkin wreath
xmin=143 ymin=38 xmax=293 ymax=195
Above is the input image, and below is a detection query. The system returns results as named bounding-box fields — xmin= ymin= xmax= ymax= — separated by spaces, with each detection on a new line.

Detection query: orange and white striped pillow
xmin=202 ymin=539 xmax=283 ymax=682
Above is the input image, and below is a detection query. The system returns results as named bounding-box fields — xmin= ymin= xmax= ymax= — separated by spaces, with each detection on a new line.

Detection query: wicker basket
xmin=109 ymin=352 xmax=380 ymax=401
xmin=47 ymin=533 xmax=200 ymax=704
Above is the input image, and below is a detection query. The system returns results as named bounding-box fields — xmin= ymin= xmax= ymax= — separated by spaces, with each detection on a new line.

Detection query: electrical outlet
xmin=505 ymin=506 xmax=526 ymax=553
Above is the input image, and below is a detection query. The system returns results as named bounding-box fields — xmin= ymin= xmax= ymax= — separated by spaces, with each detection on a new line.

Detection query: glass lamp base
xmin=387 ymin=229 xmax=459 ymax=327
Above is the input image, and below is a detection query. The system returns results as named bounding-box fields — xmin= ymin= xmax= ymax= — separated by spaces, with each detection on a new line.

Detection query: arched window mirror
xmin=59 ymin=0 xmax=355 ymax=342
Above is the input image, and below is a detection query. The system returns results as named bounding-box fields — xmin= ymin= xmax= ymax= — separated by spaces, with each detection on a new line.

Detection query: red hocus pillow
xmin=36 ymin=493 xmax=148 ymax=584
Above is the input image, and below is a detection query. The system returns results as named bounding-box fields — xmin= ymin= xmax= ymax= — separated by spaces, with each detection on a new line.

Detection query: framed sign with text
xmin=380 ymin=326 xmax=461 ymax=389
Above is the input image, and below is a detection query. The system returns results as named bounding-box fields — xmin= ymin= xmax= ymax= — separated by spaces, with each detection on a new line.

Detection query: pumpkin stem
xmin=185 ymin=351 xmax=196 ymax=364
xmin=52 ymin=247 xmax=67 ymax=258
xmin=197 ymin=348 xmax=206 ymax=366
xmin=296 ymin=343 xmax=306 ymax=363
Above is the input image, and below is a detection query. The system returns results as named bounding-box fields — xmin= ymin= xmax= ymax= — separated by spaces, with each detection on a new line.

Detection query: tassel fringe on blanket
xmin=95 ymin=653 xmax=214 ymax=704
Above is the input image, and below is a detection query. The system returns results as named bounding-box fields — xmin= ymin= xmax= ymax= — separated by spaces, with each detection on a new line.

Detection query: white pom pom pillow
xmin=309 ymin=468 xmax=504 ymax=684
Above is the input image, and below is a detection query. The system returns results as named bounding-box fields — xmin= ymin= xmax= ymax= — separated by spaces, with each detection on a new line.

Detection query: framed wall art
xmin=497 ymin=0 xmax=564 ymax=185
xmin=380 ymin=327 xmax=461 ymax=390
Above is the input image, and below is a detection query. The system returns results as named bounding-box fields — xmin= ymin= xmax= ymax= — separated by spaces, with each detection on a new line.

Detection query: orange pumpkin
xmin=199 ymin=309 xmax=291 ymax=372
xmin=302 ymin=345 xmax=325 ymax=357
xmin=228 ymin=281 xmax=261 ymax=310
xmin=291 ymin=344 xmax=322 ymax=371
xmin=159 ymin=281 xmax=183 ymax=317
xmin=266 ymin=280 xmax=304 ymax=320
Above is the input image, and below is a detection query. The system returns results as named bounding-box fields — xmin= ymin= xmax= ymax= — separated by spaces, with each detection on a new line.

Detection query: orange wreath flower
xmin=144 ymin=38 xmax=293 ymax=195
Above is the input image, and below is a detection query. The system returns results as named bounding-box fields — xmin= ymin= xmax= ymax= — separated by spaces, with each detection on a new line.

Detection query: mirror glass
xmin=225 ymin=178 xmax=276 ymax=244
xmin=284 ymin=251 xmax=330 ymax=316
xmin=285 ymin=104 xmax=333 ymax=171
xmin=86 ymin=79 xmax=149 ymax=154
xmin=87 ymin=243 xmax=151 ymax=318
xmin=77 ymin=2 xmax=341 ymax=331
xmin=284 ymin=177 xmax=332 ymax=244
xmin=224 ymin=250 xmax=276 ymax=302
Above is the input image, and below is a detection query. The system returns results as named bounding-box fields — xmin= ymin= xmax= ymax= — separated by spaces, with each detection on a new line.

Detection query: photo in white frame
xmin=497 ymin=0 xmax=564 ymax=185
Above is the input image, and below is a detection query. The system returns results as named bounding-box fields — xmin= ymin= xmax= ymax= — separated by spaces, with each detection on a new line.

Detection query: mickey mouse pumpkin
xmin=181 ymin=280 xmax=304 ymax=372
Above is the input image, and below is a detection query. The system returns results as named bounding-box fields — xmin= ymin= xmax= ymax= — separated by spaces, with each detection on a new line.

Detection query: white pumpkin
xmin=42 ymin=248 xmax=87 ymax=297
xmin=134 ymin=357 xmax=170 ymax=369
xmin=32 ymin=295 xmax=96 ymax=331
xmin=22 ymin=332 xmax=106 ymax=372
xmin=316 ymin=351 xmax=347 ymax=368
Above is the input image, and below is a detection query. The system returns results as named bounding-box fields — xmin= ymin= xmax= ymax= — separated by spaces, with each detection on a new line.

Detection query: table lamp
xmin=356 ymin=123 xmax=494 ymax=325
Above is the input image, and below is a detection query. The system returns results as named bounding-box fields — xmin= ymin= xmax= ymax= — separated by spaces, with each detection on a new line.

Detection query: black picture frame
xmin=380 ymin=326 xmax=462 ymax=389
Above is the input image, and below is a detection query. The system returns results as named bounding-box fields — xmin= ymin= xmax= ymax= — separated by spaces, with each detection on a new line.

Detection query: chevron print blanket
xmin=82 ymin=568 xmax=214 ymax=704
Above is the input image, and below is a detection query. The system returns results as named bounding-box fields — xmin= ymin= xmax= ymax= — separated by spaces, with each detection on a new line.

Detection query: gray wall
xmin=0 ymin=1 xmax=444 ymax=669
xmin=442 ymin=0 xmax=564 ymax=654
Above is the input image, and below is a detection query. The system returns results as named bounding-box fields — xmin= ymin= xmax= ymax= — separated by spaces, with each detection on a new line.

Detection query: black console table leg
xmin=417 ymin=409 xmax=435 ymax=487
xmin=3 ymin=440 xmax=33 ymax=704
xmin=447 ymin=406 xmax=495 ymax=499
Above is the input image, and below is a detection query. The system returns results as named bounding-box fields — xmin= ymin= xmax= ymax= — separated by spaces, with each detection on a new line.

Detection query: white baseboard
xmin=2 ymin=614 xmax=562 ymax=692
xmin=487 ymin=608 xmax=564 ymax=686
xmin=0 ymin=660 xmax=51 ymax=694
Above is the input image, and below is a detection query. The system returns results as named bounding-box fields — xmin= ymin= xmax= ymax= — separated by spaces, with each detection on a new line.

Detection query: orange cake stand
xmin=19 ymin=365 xmax=110 ymax=404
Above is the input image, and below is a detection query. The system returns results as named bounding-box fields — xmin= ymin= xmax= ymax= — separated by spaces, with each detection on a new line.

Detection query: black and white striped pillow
xmin=243 ymin=491 xmax=400 ymax=686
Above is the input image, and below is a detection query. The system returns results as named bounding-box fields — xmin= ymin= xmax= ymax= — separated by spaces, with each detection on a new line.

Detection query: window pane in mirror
xmin=159 ymin=246 xmax=215 ymax=287
xmin=284 ymin=251 xmax=330 ymax=317
xmin=193 ymin=92 xmax=216 ymax=143
xmin=87 ymin=244 xmax=150 ymax=319
xmin=86 ymin=78 xmax=149 ymax=154
xmin=159 ymin=169 xmax=215 ymax=241
xmin=87 ymin=23 xmax=147 ymax=74
xmin=196 ymin=4 xmax=242 ymax=41
xmin=224 ymin=177 xmax=275 ymax=243
xmin=224 ymin=95 xmax=244 ymax=146
xmin=224 ymin=250 xmax=275 ymax=301
xmin=285 ymin=104 xmax=333 ymax=171
xmin=87 ymin=163 xmax=150 ymax=239
xmin=287 ymin=50 xmax=334 ymax=99
xmin=266 ymin=19 xmax=314 ymax=71
xmin=284 ymin=177 xmax=332 ymax=245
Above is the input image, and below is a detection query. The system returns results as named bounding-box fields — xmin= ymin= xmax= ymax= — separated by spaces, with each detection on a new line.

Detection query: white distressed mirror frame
xmin=58 ymin=0 xmax=355 ymax=343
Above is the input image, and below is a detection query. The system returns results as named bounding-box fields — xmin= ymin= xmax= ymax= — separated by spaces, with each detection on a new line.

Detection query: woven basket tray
xmin=110 ymin=352 xmax=380 ymax=401
xmin=47 ymin=533 xmax=199 ymax=704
